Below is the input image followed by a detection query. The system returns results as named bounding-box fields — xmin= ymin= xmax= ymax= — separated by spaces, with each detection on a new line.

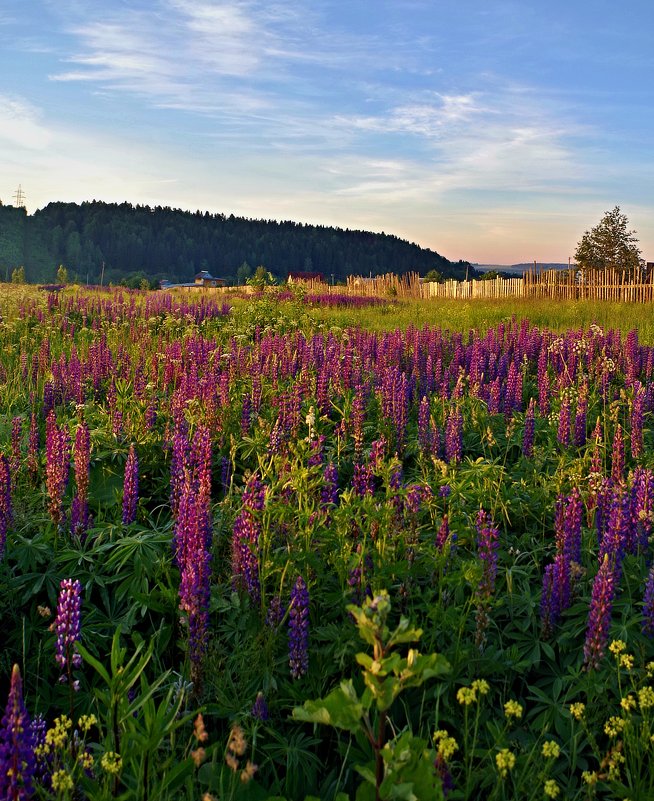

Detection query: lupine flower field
xmin=2 ymin=283 xmax=654 ymax=800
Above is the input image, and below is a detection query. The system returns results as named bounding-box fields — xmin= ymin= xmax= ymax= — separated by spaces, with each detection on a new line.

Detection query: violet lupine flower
xmin=320 ymin=462 xmax=338 ymax=509
xmin=122 ymin=443 xmax=139 ymax=525
xmin=642 ymin=564 xmax=654 ymax=637
xmin=265 ymin=596 xmax=286 ymax=629
xmin=583 ymin=554 xmax=615 ymax=671
xmin=405 ymin=483 xmax=432 ymax=515
xmin=289 ymin=575 xmax=309 ymax=679
xmin=632 ymin=467 xmax=654 ymax=551
xmin=522 ymin=397 xmax=536 ymax=458
xmin=476 ymin=510 xmax=499 ymax=599
xmin=54 ymin=578 xmax=83 ymax=683
xmin=231 ymin=474 xmax=265 ymax=604
xmin=352 ymin=462 xmax=374 ymax=497
xmin=0 ymin=455 xmax=11 ymax=561
xmin=599 ymin=485 xmax=630 ymax=581
xmin=417 ymin=396 xmax=432 ymax=454
xmin=251 ymin=692 xmax=269 ymax=721
xmin=45 ymin=411 xmax=70 ymax=528
xmin=563 ymin=487 xmax=583 ymax=568
xmin=177 ymin=485 xmax=212 ymax=688
xmin=611 ymin=423 xmax=625 ymax=484
xmin=444 ymin=407 xmax=463 ymax=464
xmin=0 ymin=664 xmax=35 ymax=801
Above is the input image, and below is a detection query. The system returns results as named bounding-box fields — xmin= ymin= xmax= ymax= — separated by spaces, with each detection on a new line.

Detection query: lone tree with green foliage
xmin=575 ymin=206 xmax=643 ymax=277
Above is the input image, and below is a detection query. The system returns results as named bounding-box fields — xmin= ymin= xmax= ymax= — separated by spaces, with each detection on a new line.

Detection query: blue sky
xmin=1 ymin=0 xmax=653 ymax=264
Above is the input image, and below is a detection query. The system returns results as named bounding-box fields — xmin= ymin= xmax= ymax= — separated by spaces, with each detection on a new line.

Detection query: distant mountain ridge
xmin=475 ymin=262 xmax=572 ymax=275
xmin=0 ymin=200 xmax=472 ymax=285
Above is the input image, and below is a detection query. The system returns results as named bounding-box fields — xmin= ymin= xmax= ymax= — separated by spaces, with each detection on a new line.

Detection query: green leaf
xmin=292 ymin=680 xmax=364 ymax=732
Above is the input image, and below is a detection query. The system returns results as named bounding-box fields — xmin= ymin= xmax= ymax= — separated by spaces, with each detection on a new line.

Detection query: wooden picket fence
xmin=338 ymin=268 xmax=654 ymax=303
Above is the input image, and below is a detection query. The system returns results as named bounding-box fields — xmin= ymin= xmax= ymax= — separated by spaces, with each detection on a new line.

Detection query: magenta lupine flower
xmin=583 ymin=554 xmax=615 ymax=670
xmin=632 ymin=467 xmax=654 ymax=551
xmin=27 ymin=411 xmax=39 ymax=482
xmin=557 ymin=395 xmax=571 ymax=447
xmin=631 ymin=383 xmax=645 ymax=459
xmin=417 ymin=396 xmax=432 ymax=454
xmin=265 ymin=595 xmax=286 ymax=629
xmin=289 ymin=575 xmax=309 ymax=679
xmin=444 ymin=407 xmax=463 ymax=463
xmin=122 ymin=443 xmax=139 ymax=525
xmin=642 ymin=564 xmax=654 ymax=637
xmin=611 ymin=423 xmax=625 ymax=484
xmin=0 ymin=664 xmax=35 ymax=801
xmin=45 ymin=411 xmax=70 ymax=527
xmin=573 ymin=386 xmax=588 ymax=447
xmin=71 ymin=421 xmax=91 ymax=537
xmin=54 ymin=578 xmax=83 ymax=683
xmin=563 ymin=487 xmax=583 ymax=567
xmin=435 ymin=514 xmax=450 ymax=552
xmin=476 ymin=510 xmax=499 ymax=598
xmin=537 ymin=349 xmax=550 ymax=416
xmin=522 ymin=397 xmax=536 ymax=457
xmin=10 ymin=416 xmax=22 ymax=477
xmin=0 ymin=455 xmax=11 ymax=561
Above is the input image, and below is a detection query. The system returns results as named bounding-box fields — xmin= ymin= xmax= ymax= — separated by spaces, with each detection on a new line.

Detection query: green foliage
xmin=11 ymin=265 xmax=25 ymax=283
xmin=56 ymin=263 xmax=68 ymax=284
xmin=294 ymin=593 xmax=450 ymax=801
xmin=575 ymin=205 xmax=643 ymax=276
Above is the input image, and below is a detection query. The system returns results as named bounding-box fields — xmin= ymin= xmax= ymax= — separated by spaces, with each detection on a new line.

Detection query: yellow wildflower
xmin=639 ymin=687 xmax=654 ymax=710
xmin=191 ymin=748 xmax=206 ymax=767
xmin=472 ymin=679 xmax=490 ymax=696
xmin=504 ymin=699 xmax=523 ymax=719
xmin=227 ymin=725 xmax=247 ymax=757
xmin=569 ymin=702 xmax=585 ymax=721
xmin=609 ymin=640 xmax=626 ymax=655
xmin=541 ymin=740 xmax=560 ymax=759
xmin=77 ymin=714 xmax=97 ymax=733
xmin=240 ymin=760 xmax=258 ymax=783
xmin=620 ymin=654 xmax=634 ymax=670
xmin=100 ymin=751 xmax=123 ymax=775
xmin=544 ymin=779 xmax=560 ymax=798
xmin=51 ymin=770 xmax=74 ymax=793
xmin=582 ymin=771 xmax=598 ymax=785
xmin=621 ymin=695 xmax=637 ymax=712
xmin=495 ymin=748 xmax=516 ymax=778
xmin=78 ymin=751 xmax=94 ymax=770
xmin=604 ymin=716 xmax=627 ymax=737
xmin=457 ymin=686 xmax=477 ymax=706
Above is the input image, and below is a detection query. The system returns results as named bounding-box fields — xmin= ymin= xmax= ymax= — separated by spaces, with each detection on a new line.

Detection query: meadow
xmin=1 ymin=283 xmax=654 ymax=801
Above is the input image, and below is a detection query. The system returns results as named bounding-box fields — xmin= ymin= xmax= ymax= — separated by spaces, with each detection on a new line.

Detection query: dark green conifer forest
xmin=0 ymin=201 xmax=471 ymax=285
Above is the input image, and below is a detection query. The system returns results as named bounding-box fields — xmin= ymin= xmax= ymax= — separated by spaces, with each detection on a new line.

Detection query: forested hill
xmin=0 ymin=200 xmax=472 ymax=285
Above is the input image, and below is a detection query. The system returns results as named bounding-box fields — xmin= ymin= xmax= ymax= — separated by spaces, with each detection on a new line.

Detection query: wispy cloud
xmin=0 ymin=95 xmax=51 ymax=150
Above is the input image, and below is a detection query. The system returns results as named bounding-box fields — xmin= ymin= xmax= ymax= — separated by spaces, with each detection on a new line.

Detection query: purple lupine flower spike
xmin=583 ymin=554 xmax=615 ymax=670
xmin=54 ymin=578 xmax=83 ymax=684
xmin=643 ymin=564 xmax=654 ymax=638
xmin=0 ymin=455 xmax=12 ymax=561
xmin=611 ymin=423 xmax=625 ymax=484
xmin=122 ymin=443 xmax=139 ymax=525
xmin=289 ymin=575 xmax=309 ymax=679
xmin=71 ymin=420 xmax=91 ymax=537
xmin=522 ymin=397 xmax=535 ymax=457
xmin=45 ymin=411 xmax=70 ymax=527
xmin=0 ymin=664 xmax=35 ymax=801
xmin=251 ymin=692 xmax=269 ymax=721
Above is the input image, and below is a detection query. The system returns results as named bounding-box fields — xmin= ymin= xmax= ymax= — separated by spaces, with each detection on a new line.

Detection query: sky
xmin=1 ymin=0 xmax=653 ymax=265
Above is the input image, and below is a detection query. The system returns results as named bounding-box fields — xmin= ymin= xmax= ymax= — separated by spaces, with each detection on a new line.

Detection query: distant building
xmin=160 ymin=271 xmax=225 ymax=290
xmin=194 ymin=271 xmax=224 ymax=287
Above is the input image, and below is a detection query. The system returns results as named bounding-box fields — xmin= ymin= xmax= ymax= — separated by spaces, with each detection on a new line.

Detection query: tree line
xmin=0 ymin=200 xmax=471 ymax=286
